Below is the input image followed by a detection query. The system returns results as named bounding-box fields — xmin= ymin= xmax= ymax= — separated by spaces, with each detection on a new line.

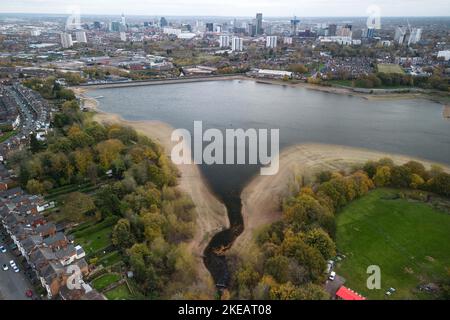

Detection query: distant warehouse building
xmin=256 ymin=69 xmax=292 ymax=79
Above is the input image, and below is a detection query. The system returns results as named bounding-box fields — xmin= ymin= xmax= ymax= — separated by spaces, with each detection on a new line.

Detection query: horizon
xmin=1 ymin=0 xmax=450 ymax=18
xmin=1 ymin=12 xmax=450 ymax=19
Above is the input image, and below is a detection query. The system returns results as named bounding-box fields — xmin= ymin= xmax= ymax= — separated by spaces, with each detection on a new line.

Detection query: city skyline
xmin=1 ymin=0 xmax=450 ymax=17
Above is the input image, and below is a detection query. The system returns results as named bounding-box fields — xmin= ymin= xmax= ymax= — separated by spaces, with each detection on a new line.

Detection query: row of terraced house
xmin=0 ymin=163 xmax=104 ymax=299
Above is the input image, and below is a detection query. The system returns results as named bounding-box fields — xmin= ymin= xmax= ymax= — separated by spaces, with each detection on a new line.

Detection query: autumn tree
xmin=95 ymin=139 xmax=125 ymax=170
xmin=300 ymin=228 xmax=336 ymax=260
xmin=26 ymin=179 xmax=44 ymax=194
xmin=373 ymin=165 xmax=391 ymax=187
xmin=61 ymin=192 xmax=96 ymax=222
xmin=264 ymin=255 xmax=290 ymax=283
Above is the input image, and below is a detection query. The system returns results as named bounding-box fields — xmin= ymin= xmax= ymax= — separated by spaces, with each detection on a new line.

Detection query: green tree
xmin=264 ymin=255 xmax=290 ymax=283
xmin=301 ymin=228 xmax=336 ymax=260
xmin=61 ymin=192 xmax=96 ymax=222
xmin=295 ymin=283 xmax=329 ymax=300
xmin=26 ymin=179 xmax=44 ymax=194
xmin=426 ymin=172 xmax=450 ymax=197
xmin=373 ymin=165 xmax=391 ymax=187
xmin=410 ymin=173 xmax=425 ymax=189
xmin=390 ymin=165 xmax=411 ymax=188
xmin=95 ymin=185 xmax=122 ymax=218
xmin=112 ymin=218 xmax=135 ymax=249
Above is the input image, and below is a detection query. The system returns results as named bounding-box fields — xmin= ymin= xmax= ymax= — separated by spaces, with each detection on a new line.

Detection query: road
xmin=0 ymin=246 xmax=34 ymax=300
xmin=325 ymin=274 xmax=346 ymax=299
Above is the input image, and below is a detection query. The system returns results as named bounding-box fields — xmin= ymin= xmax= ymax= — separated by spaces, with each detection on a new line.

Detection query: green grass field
xmin=92 ymin=273 xmax=121 ymax=291
xmin=104 ymin=284 xmax=132 ymax=300
xmin=377 ymin=63 xmax=405 ymax=74
xmin=97 ymin=250 xmax=122 ymax=267
xmin=75 ymin=226 xmax=112 ymax=255
xmin=72 ymin=218 xmax=116 ymax=255
xmin=336 ymin=188 xmax=450 ymax=300
xmin=0 ymin=130 xmax=17 ymax=143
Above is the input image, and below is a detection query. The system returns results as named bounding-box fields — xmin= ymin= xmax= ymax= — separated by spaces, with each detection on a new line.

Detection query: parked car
xmin=328 ymin=271 xmax=336 ymax=281
xmin=326 ymin=260 xmax=334 ymax=273
xmin=386 ymin=287 xmax=396 ymax=295
xmin=2 ymin=264 xmax=8 ymax=271
xmin=9 ymin=260 xmax=16 ymax=267
xmin=12 ymin=265 xmax=19 ymax=273
xmin=25 ymin=290 xmax=33 ymax=298
xmin=0 ymin=245 xmax=6 ymax=253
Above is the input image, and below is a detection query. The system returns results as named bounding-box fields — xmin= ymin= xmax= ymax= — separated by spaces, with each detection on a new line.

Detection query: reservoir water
xmin=87 ymin=79 xmax=450 ymax=285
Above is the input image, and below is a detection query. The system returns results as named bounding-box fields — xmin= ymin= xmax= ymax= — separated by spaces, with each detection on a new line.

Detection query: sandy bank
xmin=444 ymin=105 xmax=450 ymax=119
xmin=232 ymin=143 xmax=450 ymax=257
xmin=92 ymin=111 xmax=229 ymax=295
xmin=252 ymin=78 xmax=449 ymax=104
xmin=72 ymin=87 xmax=99 ymax=110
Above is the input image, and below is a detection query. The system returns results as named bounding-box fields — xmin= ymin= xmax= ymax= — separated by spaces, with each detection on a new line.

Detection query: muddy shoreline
xmin=73 ymin=78 xmax=449 ymax=295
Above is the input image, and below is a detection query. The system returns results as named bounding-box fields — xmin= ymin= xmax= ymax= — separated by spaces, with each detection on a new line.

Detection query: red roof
xmin=335 ymin=286 xmax=366 ymax=300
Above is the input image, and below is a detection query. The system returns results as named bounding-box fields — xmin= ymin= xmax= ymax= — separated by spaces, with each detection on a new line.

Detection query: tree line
xmin=228 ymin=158 xmax=450 ymax=299
xmin=9 ymin=78 xmax=205 ymax=299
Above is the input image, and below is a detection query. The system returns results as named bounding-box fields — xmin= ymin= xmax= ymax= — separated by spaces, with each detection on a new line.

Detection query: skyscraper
xmin=121 ymin=13 xmax=126 ymax=26
xmin=205 ymin=23 xmax=214 ymax=32
xmin=366 ymin=28 xmax=375 ymax=38
xmin=231 ymin=37 xmax=243 ymax=52
xmin=266 ymin=36 xmax=277 ymax=48
xmin=219 ymin=35 xmax=230 ymax=48
xmin=256 ymin=13 xmax=263 ymax=35
xmin=328 ymin=24 xmax=337 ymax=36
xmin=60 ymin=32 xmax=73 ymax=48
xmin=290 ymin=16 xmax=300 ymax=35
xmin=337 ymin=25 xmax=352 ymax=37
xmin=247 ymin=23 xmax=256 ymax=36
xmin=408 ymin=28 xmax=422 ymax=45
xmin=394 ymin=26 xmax=407 ymax=45
xmin=110 ymin=21 xmax=121 ymax=32
xmin=160 ymin=17 xmax=168 ymax=28
xmin=75 ymin=31 xmax=87 ymax=43
xmin=283 ymin=37 xmax=293 ymax=45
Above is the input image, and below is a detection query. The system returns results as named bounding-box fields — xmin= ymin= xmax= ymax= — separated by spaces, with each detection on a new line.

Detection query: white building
xmin=30 ymin=29 xmax=41 ymax=36
xmin=177 ymin=32 xmax=196 ymax=40
xmin=257 ymin=69 xmax=292 ymax=78
xmin=394 ymin=26 xmax=407 ymax=45
xmin=75 ymin=31 xmax=87 ymax=43
xmin=266 ymin=36 xmax=277 ymax=48
xmin=408 ymin=28 xmax=422 ymax=46
xmin=319 ymin=36 xmax=352 ymax=46
xmin=163 ymin=28 xmax=182 ymax=36
xmin=60 ymin=32 xmax=73 ymax=48
xmin=120 ymin=31 xmax=127 ymax=41
xmin=337 ymin=26 xmax=352 ymax=38
xmin=437 ymin=50 xmax=450 ymax=61
xmin=219 ymin=35 xmax=230 ymax=48
xmin=231 ymin=37 xmax=243 ymax=52
xmin=283 ymin=37 xmax=293 ymax=45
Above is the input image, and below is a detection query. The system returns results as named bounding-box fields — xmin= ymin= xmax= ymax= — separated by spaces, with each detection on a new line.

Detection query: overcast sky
xmin=1 ymin=0 xmax=449 ymax=17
